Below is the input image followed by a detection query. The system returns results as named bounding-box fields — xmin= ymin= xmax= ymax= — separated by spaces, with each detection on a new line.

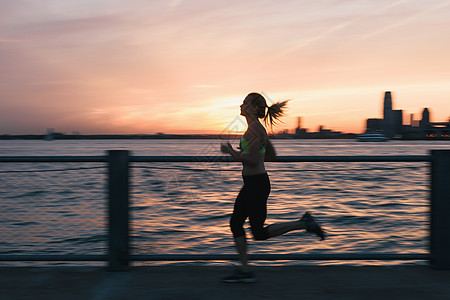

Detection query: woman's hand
xmin=220 ymin=142 xmax=233 ymax=155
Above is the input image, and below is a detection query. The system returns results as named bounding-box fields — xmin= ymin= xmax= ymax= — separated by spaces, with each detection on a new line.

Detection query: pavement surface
xmin=1 ymin=265 xmax=450 ymax=300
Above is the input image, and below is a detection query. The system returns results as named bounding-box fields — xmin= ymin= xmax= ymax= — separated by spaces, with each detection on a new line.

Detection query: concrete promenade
xmin=1 ymin=265 xmax=450 ymax=299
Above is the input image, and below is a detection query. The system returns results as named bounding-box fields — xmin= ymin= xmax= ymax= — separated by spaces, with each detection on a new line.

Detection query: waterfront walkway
xmin=1 ymin=265 xmax=450 ymax=299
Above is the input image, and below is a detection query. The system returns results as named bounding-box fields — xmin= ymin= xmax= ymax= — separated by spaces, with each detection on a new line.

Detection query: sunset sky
xmin=1 ymin=0 xmax=450 ymax=134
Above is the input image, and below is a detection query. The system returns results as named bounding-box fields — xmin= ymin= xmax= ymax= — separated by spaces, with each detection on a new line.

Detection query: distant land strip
xmin=0 ymin=133 xmax=360 ymax=140
xmin=1 ymin=133 xmax=449 ymax=140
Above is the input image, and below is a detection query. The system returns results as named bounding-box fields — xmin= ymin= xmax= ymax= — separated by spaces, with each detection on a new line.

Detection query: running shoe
xmin=301 ymin=211 xmax=326 ymax=241
xmin=222 ymin=269 xmax=257 ymax=283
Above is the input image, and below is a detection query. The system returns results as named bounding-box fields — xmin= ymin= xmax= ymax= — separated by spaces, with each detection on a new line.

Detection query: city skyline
xmin=274 ymin=90 xmax=448 ymax=140
xmin=363 ymin=91 xmax=450 ymax=139
xmin=2 ymin=1 xmax=450 ymax=135
xmin=2 ymin=88 xmax=449 ymax=137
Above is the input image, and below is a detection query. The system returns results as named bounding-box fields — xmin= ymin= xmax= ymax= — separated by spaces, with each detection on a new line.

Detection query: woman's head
xmin=240 ymin=92 xmax=288 ymax=127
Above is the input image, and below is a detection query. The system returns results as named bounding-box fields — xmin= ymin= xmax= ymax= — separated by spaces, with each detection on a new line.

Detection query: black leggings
xmin=230 ymin=173 xmax=271 ymax=240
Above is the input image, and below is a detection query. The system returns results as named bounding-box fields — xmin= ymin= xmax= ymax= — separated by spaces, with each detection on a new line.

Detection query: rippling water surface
xmin=1 ymin=139 xmax=449 ymax=266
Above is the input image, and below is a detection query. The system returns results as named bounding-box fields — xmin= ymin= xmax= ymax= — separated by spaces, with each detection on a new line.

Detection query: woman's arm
xmin=220 ymin=142 xmax=241 ymax=160
xmin=264 ymin=139 xmax=276 ymax=161
xmin=220 ymin=132 xmax=261 ymax=166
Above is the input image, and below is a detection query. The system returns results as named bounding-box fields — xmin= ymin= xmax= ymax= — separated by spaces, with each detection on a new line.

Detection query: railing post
xmin=430 ymin=150 xmax=450 ymax=269
xmin=107 ymin=150 xmax=130 ymax=270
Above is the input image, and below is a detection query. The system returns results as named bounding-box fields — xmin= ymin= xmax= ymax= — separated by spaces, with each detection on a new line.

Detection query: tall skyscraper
xmin=380 ymin=91 xmax=403 ymax=138
xmin=420 ymin=108 xmax=430 ymax=128
xmin=383 ymin=91 xmax=392 ymax=115
xmin=383 ymin=91 xmax=394 ymax=137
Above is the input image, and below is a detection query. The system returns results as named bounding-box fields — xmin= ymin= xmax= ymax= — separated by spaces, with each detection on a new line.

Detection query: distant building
xmin=419 ymin=108 xmax=430 ymax=128
xmin=403 ymin=107 xmax=450 ymax=139
xmin=365 ymin=91 xmax=450 ymax=139
xmin=366 ymin=118 xmax=383 ymax=132
xmin=365 ymin=91 xmax=403 ymax=138
xmin=292 ymin=120 xmax=343 ymax=138
xmin=294 ymin=117 xmax=308 ymax=135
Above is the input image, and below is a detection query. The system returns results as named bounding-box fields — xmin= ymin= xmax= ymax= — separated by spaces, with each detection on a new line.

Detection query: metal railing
xmin=1 ymin=150 xmax=449 ymax=270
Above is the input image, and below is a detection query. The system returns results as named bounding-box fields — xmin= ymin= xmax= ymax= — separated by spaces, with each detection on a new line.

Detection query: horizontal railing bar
xmin=131 ymin=156 xmax=232 ymax=162
xmin=274 ymin=155 xmax=431 ymax=162
xmin=0 ymin=155 xmax=431 ymax=163
xmin=131 ymin=155 xmax=431 ymax=162
xmin=131 ymin=253 xmax=430 ymax=261
xmin=0 ymin=255 xmax=108 ymax=261
xmin=0 ymin=156 xmax=107 ymax=162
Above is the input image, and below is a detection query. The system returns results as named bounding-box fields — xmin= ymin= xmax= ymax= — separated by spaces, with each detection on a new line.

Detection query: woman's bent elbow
xmin=265 ymin=155 xmax=276 ymax=162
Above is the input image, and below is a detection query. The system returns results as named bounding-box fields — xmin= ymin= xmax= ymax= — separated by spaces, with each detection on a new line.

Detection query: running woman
xmin=220 ymin=92 xmax=325 ymax=283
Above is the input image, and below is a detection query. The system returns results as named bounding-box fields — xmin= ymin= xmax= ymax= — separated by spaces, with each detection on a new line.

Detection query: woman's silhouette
xmin=220 ymin=93 xmax=325 ymax=283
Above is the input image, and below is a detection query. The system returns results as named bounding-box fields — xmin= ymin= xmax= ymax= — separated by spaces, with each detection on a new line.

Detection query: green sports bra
xmin=240 ymin=136 xmax=266 ymax=154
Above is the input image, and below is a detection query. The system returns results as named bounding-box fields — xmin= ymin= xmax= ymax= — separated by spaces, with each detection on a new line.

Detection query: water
xmin=1 ymin=139 xmax=449 ymax=266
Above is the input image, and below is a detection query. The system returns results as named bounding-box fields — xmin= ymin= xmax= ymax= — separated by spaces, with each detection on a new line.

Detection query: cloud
xmin=271 ymin=0 xmax=409 ymax=60
xmin=168 ymin=0 xmax=183 ymax=10
xmin=361 ymin=0 xmax=450 ymax=40
xmin=192 ymin=84 xmax=218 ymax=88
xmin=5 ymin=15 xmax=128 ymax=44
xmin=0 ymin=37 xmax=21 ymax=43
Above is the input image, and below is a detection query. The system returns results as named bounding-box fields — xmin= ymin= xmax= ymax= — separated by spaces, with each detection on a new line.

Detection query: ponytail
xmin=264 ymin=100 xmax=289 ymax=127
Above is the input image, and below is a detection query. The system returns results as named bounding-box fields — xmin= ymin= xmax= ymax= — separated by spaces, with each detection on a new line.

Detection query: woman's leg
xmin=230 ymin=186 xmax=249 ymax=269
xmin=266 ymin=220 xmax=307 ymax=238
xmin=247 ymin=173 xmax=271 ymax=240
xmin=247 ymin=173 xmax=309 ymax=239
xmin=265 ymin=213 xmax=325 ymax=240
xmin=233 ymin=235 xmax=249 ymax=270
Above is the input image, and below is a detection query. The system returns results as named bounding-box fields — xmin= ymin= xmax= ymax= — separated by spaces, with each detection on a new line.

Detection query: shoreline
xmin=1 ymin=134 xmax=449 ymax=140
xmin=0 ymin=133 xmax=357 ymax=140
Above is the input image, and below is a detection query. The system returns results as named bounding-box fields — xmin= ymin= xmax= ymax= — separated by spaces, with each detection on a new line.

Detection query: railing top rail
xmin=0 ymin=155 xmax=431 ymax=163
xmin=0 ymin=156 xmax=108 ymax=162
xmin=131 ymin=155 xmax=431 ymax=162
